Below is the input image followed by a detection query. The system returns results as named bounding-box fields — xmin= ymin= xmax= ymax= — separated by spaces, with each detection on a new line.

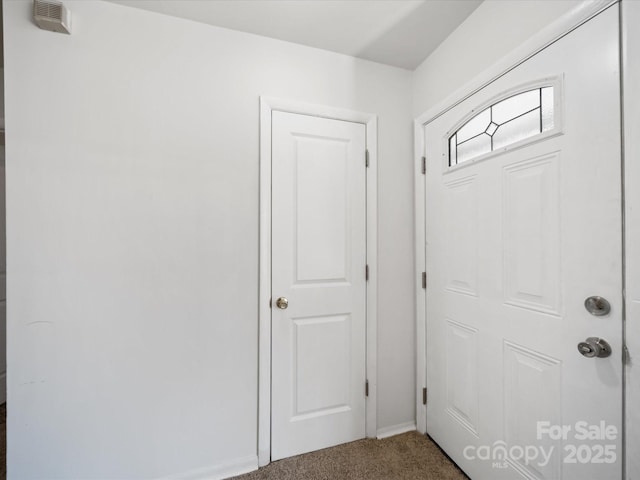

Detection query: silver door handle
xmin=584 ymin=296 xmax=611 ymax=316
xmin=577 ymin=337 xmax=611 ymax=358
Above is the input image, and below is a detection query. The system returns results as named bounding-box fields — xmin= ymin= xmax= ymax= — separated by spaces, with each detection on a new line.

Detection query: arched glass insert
xmin=449 ymin=87 xmax=554 ymax=166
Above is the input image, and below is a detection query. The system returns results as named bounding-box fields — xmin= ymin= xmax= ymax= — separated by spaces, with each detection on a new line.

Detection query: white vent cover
xmin=33 ymin=0 xmax=71 ymax=34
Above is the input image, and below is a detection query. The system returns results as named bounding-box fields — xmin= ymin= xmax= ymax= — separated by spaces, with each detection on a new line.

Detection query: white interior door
xmin=424 ymin=6 xmax=622 ymax=480
xmin=271 ymin=111 xmax=367 ymax=461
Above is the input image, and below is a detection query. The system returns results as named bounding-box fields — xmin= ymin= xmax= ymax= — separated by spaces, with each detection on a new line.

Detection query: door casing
xmin=259 ymin=97 xmax=378 ymax=466
xmin=622 ymin=3 xmax=640 ymax=479
xmin=414 ymin=0 xmax=620 ymax=437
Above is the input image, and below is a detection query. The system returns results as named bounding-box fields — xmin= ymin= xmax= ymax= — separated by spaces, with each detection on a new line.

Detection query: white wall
xmin=3 ymin=1 xmax=414 ymax=478
xmin=623 ymin=1 xmax=640 ymax=478
xmin=412 ymin=0 xmax=581 ymax=116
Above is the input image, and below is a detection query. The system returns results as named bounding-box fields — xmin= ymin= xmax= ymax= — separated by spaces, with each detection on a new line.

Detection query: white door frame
xmin=622 ymin=2 xmax=640 ymax=480
xmin=413 ymin=0 xmax=619 ymax=438
xmin=259 ymin=97 xmax=378 ymax=466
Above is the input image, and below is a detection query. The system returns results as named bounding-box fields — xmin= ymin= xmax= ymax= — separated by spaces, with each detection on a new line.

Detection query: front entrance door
xmin=271 ymin=111 xmax=367 ymax=461
xmin=423 ymin=5 xmax=622 ymax=479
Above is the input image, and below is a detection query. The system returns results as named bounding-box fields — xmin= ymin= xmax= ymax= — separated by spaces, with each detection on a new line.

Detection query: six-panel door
xmin=424 ymin=6 xmax=622 ymax=480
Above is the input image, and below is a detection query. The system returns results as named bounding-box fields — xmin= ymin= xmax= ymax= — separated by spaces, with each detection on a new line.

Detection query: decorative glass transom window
xmin=449 ymin=87 xmax=554 ymax=166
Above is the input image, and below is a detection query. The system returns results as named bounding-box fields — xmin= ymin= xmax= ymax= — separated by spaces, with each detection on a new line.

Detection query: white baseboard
xmin=376 ymin=421 xmax=417 ymax=439
xmin=159 ymin=455 xmax=258 ymax=480
xmin=258 ymin=447 xmax=270 ymax=467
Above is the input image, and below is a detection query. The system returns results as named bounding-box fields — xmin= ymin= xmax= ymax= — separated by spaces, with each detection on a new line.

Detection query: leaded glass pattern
xmin=449 ymin=87 xmax=555 ymax=166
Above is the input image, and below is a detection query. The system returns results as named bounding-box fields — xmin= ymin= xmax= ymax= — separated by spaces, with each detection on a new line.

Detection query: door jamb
xmin=259 ymin=97 xmax=378 ymax=466
xmin=413 ymin=0 xmax=618 ymax=435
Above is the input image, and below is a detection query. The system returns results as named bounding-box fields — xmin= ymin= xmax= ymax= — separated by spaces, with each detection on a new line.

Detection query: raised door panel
xmin=294 ymin=135 xmax=350 ymax=284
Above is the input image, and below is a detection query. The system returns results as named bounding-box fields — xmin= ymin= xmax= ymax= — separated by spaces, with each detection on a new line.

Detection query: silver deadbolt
xmin=584 ymin=296 xmax=611 ymax=316
xmin=275 ymin=297 xmax=288 ymax=310
xmin=577 ymin=337 xmax=612 ymax=358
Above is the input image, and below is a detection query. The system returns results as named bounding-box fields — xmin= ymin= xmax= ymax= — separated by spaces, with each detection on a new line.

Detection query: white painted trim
xmin=157 ymin=455 xmax=257 ymax=480
xmin=259 ymin=97 xmax=378 ymax=467
xmin=365 ymin=115 xmax=379 ymax=442
xmin=376 ymin=422 xmax=417 ymax=440
xmin=414 ymin=0 xmax=619 ymax=434
xmin=621 ymin=2 xmax=639 ymax=479
xmin=258 ymin=97 xmax=274 ymax=468
xmin=413 ymin=119 xmax=426 ymax=435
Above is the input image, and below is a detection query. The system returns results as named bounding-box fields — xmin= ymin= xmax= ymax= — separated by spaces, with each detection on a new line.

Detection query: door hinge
xmin=365 ymin=149 xmax=370 ymax=167
xmin=421 ymin=272 xmax=427 ymax=289
xmin=366 ymin=380 xmax=369 ymax=397
xmin=366 ymin=264 xmax=369 ymax=281
xmin=623 ymin=344 xmax=630 ymax=364
xmin=421 ymin=156 xmax=426 ymax=174
xmin=422 ymin=387 xmax=427 ymax=405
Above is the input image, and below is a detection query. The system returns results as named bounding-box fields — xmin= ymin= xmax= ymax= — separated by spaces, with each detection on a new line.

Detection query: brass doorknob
xmin=276 ymin=297 xmax=288 ymax=310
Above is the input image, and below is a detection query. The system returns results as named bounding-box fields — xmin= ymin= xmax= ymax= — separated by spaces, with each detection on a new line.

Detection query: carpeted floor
xmin=231 ymin=432 xmax=468 ymax=480
xmin=0 ymin=413 xmax=465 ymax=480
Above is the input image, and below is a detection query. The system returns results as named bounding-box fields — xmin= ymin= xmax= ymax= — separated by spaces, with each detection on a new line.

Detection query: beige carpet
xmin=0 ymin=414 xmax=465 ymax=480
xmin=232 ymin=432 xmax=468 ymax=480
